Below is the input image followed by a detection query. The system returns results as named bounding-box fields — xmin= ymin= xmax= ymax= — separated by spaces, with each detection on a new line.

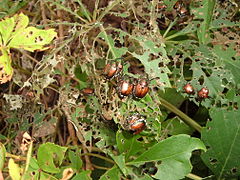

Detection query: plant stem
xmin=81 ymin=153 xmax=115 ymax=164
xmin=186 ymin=173 xmax=203 ymax=180
xmin=6 ymin=152 xmax=26 ymax=161
xmin=159 ymin=97 xmax=202 ymax=132
xmin=92 ymin=164 xmax=111 ymax=170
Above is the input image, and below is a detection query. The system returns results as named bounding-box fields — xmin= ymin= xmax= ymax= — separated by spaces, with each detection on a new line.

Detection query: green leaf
xmin=128 ymin=134 xmax=206 ymax=180
xmin=116 ymin=131 xmax=145 ymax=161
xmin=213 ymin=45 xmax=240 ymax=84
xmin=194 ymin=0 xmax=216 ymax=44
xmin=0 ymin=143 xmax=6 ymax=170
xmin=72 ymin=170 xmax=91 ymax=180
xmin=37 ymin=142 xmax=68 ymax=173
xmin=162 ymin=117 xmax=194 ymax=135
xmin=201 ymin=108 xmax=240 ymax=178
xmin=68 ymin=150 xmax=83 ymax=171
xmin=0 ymin=47 xmax=13 ymax=84
xmin=112 ymin=154 xmax=127 ymax=176
xmin=131 ymin=51 xmax=171 ymax=87
xmin=98 ymin=30 xmax=128 ymax=59
xmin=100 ymin=166 xmax=121 ymax=180
xmin=8 ymin=158 xmax=21 ymax=180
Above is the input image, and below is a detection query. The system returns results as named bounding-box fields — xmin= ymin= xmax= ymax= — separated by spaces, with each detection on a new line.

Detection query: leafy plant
xmin=0 ymin=13 xmax=56 ymax=83
xmin=1 ymin=0 xmax=240 ymax=180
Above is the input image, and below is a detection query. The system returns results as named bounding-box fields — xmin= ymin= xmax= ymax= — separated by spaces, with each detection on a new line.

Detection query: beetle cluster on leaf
xmin=103 ymin=58 xmax=150 ymax=99
xmin=103 ymin=58 xmax=150 ymax=134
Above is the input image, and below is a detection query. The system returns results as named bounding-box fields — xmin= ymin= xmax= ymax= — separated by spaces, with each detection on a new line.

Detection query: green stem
xmin=159 ymin=97 xmax=202 ymax=133
xmin=80 ymin=152 xmax=115 ymax=164
xmin=186 ymin=173 xmax=203 ymax=180
xmin=163 ymin=18 xmax=178 ymax=38
xmin=99 ymin=24 xmax=117 ymax=59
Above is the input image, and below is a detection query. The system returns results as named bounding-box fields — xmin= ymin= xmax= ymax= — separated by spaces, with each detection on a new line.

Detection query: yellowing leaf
xmin=0 ymin=47 xmax=13 ymax=84
xmin=0 ymin=13 xmax=29 ymax=46
xmin=8 ymin=158 xmax=21 ymax=180
xmin=0 ymin=13 xmax=57 ymax=84
xmin=8 ymin=26 xmax=57 ymax=52
xmin=0 ymin=143 xmax=6 ymax=170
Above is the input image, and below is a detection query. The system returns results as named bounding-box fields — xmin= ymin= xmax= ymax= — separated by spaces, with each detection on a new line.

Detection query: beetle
xmin=133 ymin=79 xmax=149 ymax=98
xmin=127 ymin=114 xmax=146 ymax=134
xmin=81 ymin=88 xmax=94 ymax=96
xmin=174 ymin=1 xmax=188 ymax=17
xmin=183 ymin=83 xmax=194 ymax=94
xmin=198 ymin=87 xmax=209 ymax=99
xmin=103 ymin=59 xmax=123 ymax=79
xmin=117 ymin=79 xmax=134 ymax=98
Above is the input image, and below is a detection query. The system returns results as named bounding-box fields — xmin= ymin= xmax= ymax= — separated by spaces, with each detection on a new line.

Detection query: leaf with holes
xmin=37 ymin=142 xmax=68 ymax=173
xmin=213 ymin=45 xmax=240 ymax=85
xmin=100 ymin=166 xmax=121 ymax=180
xmin=128 ymin=134 xmax=206 ymax=180
xmin=116 ymin=131 xmax=145 ymax=161
xmin=131 ymin=51 xmax=171 ymax=87
xmin=193 ymin=0 xmax=216 ymax=44
xmin=98 ymin=31 xmax=128 ymax=59
xmin=201 ymin=107 xmax=240 ymax=178
xmin=0 ymin=13 xmax=57 ymax=51
xmin=0 ymin=13 xmax=56 ymax=84
xmin=0 ymin=47 xmax=13 ymax=84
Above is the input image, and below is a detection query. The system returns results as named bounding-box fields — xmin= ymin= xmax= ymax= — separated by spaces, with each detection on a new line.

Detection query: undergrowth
xmin=0 ymin=0 xmax=240 ymax=180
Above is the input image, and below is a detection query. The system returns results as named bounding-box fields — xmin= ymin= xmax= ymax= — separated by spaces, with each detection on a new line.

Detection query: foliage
xmin=0 ymin=13 xmax=56 ymax=83
xmin=0 ymin=0 xmax=240 ymax=179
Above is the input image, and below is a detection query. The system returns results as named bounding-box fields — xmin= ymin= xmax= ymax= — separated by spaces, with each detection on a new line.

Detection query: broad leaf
xmin=8 ymin=158 xmax=21 ymax=180
xmin=201 ymin=108 xmax=240 ymax=178
xmin=8 ymin=26 xmax=57 ymax=51
xmin=162 ymin=117 xmax=194 ymax=135
xmin=0 ymin=47 xmax=13 ymax=84
xmin=72 ymin=170 xmax=91 ymax=180
xmin=0 ymin=13 xmax=57 ymax=51
xmin=0 ymin=13 xmax=56 ymax=84
xmin=116 ymin=131 xmax=145 ymax=161
xmin=128 ymin=134 xmax=206 ymax=180
xmin=193 ymin=0 xmax=216 ymax=44
xmin=0 ymin=13 xmax=28 ymax=45
xmin=112 ymin=154 xmax=127 ymax=176
xmin=37 ymin=142 xmax=68 ymax=173
xmin=0 ymin=143 xmax=6 ymax=170
xmin=213 ymin=45 xmax=240 ymax=85
xmin=100 ymin=166 xmax=121 ymax=180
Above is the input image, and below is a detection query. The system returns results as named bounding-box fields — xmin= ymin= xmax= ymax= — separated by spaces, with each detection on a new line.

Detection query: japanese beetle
xmin=183 ymin=83 xmax=194 ymax=94
xmin=81 ymin=88 xmax=94 ymax=96
xmin=133 ymin=79 xmax=149 ymax=98
xmin=198 ymin=87 xmax=209 ymax=99
xmin=103 ymin=59 xmax=123 ymax=79
xmin=117 ymin=79 xmax=134 ymax=98
xmin=174 ymin=1 xmax=187 ymax=17
xmin=127 ymin=114 xmax=146 ymax=134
